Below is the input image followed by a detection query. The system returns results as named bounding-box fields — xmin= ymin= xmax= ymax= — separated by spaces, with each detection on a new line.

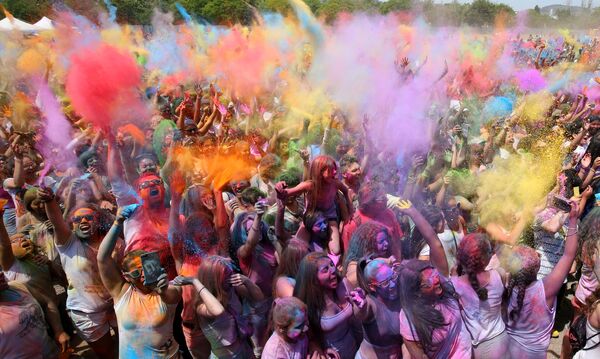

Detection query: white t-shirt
xmin=399 ymin=297 xmax=472 ymax=359
xmin=451 ymin=270 xmax=506 ymax=345
xmin=56 ymin=235 xmax=112 ymax=313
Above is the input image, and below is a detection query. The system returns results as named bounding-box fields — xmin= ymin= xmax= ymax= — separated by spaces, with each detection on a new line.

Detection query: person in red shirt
xmin=342 ymin=181 xmax=403 ymax=259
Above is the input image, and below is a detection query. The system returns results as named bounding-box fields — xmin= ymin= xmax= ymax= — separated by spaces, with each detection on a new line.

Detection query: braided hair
xmin=501 ymin=246 xmax=540 ymax=322
xmin=456 ymin=234 xmax=492 ymax=300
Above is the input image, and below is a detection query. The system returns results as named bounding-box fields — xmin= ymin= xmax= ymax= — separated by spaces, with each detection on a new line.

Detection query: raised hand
xmin=171 ymin=275 xmax=194 ymax=286
xmin=37 ymin=186 xmax=55 ymax=203
xmin=119 ymin=204 xmax=141 ymax=221
xmin=348 ymin=287 xmax=367 ymax=309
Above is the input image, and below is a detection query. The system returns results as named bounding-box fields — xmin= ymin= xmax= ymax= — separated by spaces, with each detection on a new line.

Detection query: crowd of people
xmin=4 ymin=4 xmax=600 ymax=359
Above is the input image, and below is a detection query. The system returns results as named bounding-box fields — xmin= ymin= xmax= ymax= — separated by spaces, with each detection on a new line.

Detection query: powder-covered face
xmin=420 ymin=267 xmax=443 ymax=299
xmin=371 ymin=264 xmax=398 ymax=301
xmin=72 ymin=208 xmax=96 ymax=239
xmin=375 ymin=231 xmax=390 ymax=257
xmin=138 ymin=175 xmax=165 ymax=207
xmin=311 ymin=216 xmax=328 ymax=240
xmin=123 ymin=256 xmax=145 ymax=287
xmin=321 ymin=166 xmax=337 ymax=182
xmin=10 ymin=234 xmax=33 ymax=259
xmin=343 ymin=162 xmax=362 ymax=183
xmin=284 ymin=308 xmax=308 ymax=342
xmin=316 ymin=258 xmax=337 ymax=289
xmin=138 ymin=158 xmax=157 ymax=175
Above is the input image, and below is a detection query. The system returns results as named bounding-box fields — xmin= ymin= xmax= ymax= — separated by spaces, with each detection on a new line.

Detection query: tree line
xmin=1 ymin=0 xmax=599 ymax=28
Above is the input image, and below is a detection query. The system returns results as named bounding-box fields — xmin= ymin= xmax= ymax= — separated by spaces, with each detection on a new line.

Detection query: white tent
xmin=0 ymin=17 xmax=44 ymax=32
xmin=33 ymin=17 xmax=53 ymax=31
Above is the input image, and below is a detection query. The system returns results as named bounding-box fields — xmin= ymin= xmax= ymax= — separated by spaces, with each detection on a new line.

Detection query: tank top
xmin=114 ymin=285 xmax=179 ymax=358
xmin=451 ymin=270 xmax=505 ymax=345
xmin=0 ymin=283 xmax=57 ymax=359
xmin=506 ymin=280 xmax=556 ymax=353
xmin=358 ymin=296 xmax=402 ymax=358
xmin=198 ymin=291 xmax=253 ymax=358
xmin=573 ymin=318 xmax=600 ymax=358
xmin=320 ymin=303 xmax=357 ymax=359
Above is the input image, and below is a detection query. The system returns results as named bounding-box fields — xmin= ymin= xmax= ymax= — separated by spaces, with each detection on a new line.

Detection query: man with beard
xmin=38 ymin=186 xmax=118 ymax=359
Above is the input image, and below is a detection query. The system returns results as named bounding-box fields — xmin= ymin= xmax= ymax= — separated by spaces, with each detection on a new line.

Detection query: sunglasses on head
xmin=72 ymin=214 xmax=94 ymax=223
xmin=139 ymin=179 xmax=162 ymax=189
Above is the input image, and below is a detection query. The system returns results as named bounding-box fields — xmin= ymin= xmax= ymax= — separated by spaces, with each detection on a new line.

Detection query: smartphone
xmin=574 ymin=186 xmax=580 ymax=198
xmin=552 ymin=195 xmax=572 ymax=213
xmin=141 ymin=252 xmax=164 ymax=287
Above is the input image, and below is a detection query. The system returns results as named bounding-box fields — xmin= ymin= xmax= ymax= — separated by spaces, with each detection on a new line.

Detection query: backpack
xmin=569 ymin=315 xmax=600 ymax=354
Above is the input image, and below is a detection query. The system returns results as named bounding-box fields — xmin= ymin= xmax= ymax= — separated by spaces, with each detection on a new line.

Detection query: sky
xmin=440 ymin=0 xmax=594 ymax=11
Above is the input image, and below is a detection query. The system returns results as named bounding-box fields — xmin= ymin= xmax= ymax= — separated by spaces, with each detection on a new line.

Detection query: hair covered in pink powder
xmin=66 ymin=43 xmax=148 ymax=129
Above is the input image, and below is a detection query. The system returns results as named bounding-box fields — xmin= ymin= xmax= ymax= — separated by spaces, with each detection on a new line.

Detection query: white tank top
xmin=114 ymin=285 xmax=179 ymax=358
xmin=573 ymin=318 xmax=600 ymax=359
xmin=451 ymin=269 xmax=505 ymax=345
xmin=506 ymin=280 xmax=556 ymax=353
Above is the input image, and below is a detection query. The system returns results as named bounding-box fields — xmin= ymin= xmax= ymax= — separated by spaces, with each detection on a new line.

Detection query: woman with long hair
xmin=567 ymin=207 xmax=600 ymax=358
xmin=273 ymin=239 xmax=309 ymax=299
xmin=193 ymin=255 xmax=263 ymax=358
xmin=397 ymin=259 xmax=472 ymax=358
xmin=229 ymin=202 xmax=277 ymax=358
xmin=503 ymin=201 xmax=579 ymax=359
xmin=451 ymin=233 xmax=509 ymax=358
xmin=293 ymin=251 xmax=359 ymax=359
xmin=276 ymin=155 xmax=354 ymax=256
xmin=344 ymin=200 xmax=450 ymax=358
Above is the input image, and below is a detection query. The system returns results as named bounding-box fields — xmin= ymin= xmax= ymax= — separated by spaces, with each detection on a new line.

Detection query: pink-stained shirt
xmin=506 ymin=280 xmax=556 ymax=354
xmin=262 ymin=332 xmax=308 ymax=359
xmin=399 ymin=298 xmax=472 ymax=359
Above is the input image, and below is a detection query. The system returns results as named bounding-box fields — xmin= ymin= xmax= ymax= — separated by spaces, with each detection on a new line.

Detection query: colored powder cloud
xmin=66 ymin=42 xmax=148 ymax=129
xmin=515 ymin=69 xmax=547 ymax=92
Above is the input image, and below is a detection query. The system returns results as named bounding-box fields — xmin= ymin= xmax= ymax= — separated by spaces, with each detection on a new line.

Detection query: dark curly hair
xmin=343 ymin=222 xmax=390 ymax=274
xmin=456 ymin=234 xmax=492 ymax=301
xmin=402 ymin=206 xmax=444 ymax=259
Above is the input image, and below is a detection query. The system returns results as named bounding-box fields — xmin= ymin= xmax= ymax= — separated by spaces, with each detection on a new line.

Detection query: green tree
xmin=111 ymin=0 xmax=162 ymax=24
xmin=318 ymin=0 xmax=355 ymax=23
xmin=201 ymin=0 xmax=255 ymax=25
xmin=534 ymin=5 xmax=541 ymax=14
xmin=258 ymin=0 xmax=292 ymax=14
xmin=464 ymin=0 xmax=497 ymax=26
xmin=0 ymin=0 xmax=51 ymax=22
xmin=379 ymin=0 xmax=411 ymax=14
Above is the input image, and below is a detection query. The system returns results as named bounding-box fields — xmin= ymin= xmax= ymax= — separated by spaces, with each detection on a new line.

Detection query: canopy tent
xmin=0 ymin=16 xmax=54 ymax=32
xmin=33 ymin=17 xmax=54 ymax=31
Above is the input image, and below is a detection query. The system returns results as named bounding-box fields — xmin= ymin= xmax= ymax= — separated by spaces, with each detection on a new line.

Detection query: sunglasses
xmin=72 ymin=214 xmax=94 ymax=223
xmin=139 ymin=179 xmax=162 ymax=189
xmin=124 ymin=268 xmax=141 ymax=279
xmin=375 ymin=271 xmax=399 ymax=289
